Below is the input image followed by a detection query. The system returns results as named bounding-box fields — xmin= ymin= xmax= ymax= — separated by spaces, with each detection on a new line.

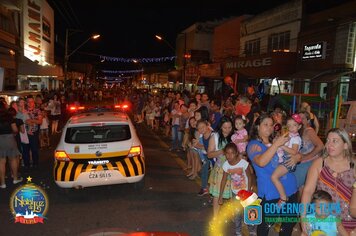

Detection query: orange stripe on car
xmin=124 ymin=158 xmax=135 ymax=176
xmin=116 ymin=161 xmax=126 ymax=177
xmin=133 ymin=156 xmax=143 ymax=175
xmin=86 ymin=164 xmax=94 ymax=172
xmin=65 ymin=162 xmax=75 ymax=181
xmin=106 ymin=163 xmax=114 ymax=170
xmin=96 ymin=165 xmax=104 ymax=171
xmin=74 ymin=164 xmax=84 ymax=180
xmin=57 ymin=162 xmax=66 ymax=181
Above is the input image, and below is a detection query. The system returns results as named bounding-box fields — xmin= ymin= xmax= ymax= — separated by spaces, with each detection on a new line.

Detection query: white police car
xmin=54 ymin=111 xmax=145 ymax=188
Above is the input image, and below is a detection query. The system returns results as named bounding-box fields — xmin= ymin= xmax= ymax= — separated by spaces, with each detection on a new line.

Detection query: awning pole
xmin=336 ymin=95 xmax=342 ymax=128
xmin=332 ymin=94 xmax=339 ymax=128
xmin=292 ymin=95 xmax=296 ymax=114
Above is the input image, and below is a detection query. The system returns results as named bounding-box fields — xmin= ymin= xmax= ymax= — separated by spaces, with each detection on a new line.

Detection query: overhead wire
xmin=47 ymin=0 xmax=72 ymax=27
xmin=57 ymin=0 xmax=82 ymax=30
xmin=64 ymin=0 xmax=82 ymax=29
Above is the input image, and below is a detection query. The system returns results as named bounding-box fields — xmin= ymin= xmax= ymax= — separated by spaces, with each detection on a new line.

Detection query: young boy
xmin=302 ymin=190 xmax=347 ymax=236
xmin=218 ymin=143 xmax=256 ymax=236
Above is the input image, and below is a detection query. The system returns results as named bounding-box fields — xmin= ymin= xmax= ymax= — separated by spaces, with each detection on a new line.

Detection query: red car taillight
xmin=114 ymin=104 xmax=129 ymax=110
xmin=68 ymin=106 xmax=85 ymax=112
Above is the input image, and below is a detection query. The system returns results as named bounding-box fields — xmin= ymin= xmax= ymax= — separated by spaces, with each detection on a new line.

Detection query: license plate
xmin=88 ymin=171 xmax=112 ymax=179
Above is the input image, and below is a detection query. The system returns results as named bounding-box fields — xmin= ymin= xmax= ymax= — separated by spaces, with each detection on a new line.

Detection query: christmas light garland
xmin=102 ymin=69 xmax=144 ymax=74
xmin=99 ymin=55 xmax=176 ymax=63
xmin=98 ymin=76 xmax=132 ymax=80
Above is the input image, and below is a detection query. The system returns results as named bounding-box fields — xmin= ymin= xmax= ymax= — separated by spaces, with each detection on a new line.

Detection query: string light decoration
xmin=98 ymin=76 xmax=133 ymax=80
xmin=102 ymin=69 xmax=143 ymax=74
xmin=99 ymin=55 xmax=176 ymax=63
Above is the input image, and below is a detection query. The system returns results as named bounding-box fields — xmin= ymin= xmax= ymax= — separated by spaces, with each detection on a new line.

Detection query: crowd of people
xmin=0 ymin=92 xmax=70 ymax=189
xmin=0 ymin=84 xmax=355 ymax=235
xmin=131 ymin=86 xmax=355 ymax=236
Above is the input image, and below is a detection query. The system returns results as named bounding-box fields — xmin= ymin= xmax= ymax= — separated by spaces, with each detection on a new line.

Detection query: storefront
xmin=184 ymin=65 xmax=199 ymax=92
xmin=168 ymin=69 xmax=182 ymax=91
xmin=223 ymin=52 xmax=297 ymax=95
xmin=168 ymin=66 xmax=200 ymax=92
xmin=282 ymin=69 xmax=354 ymax=101
xmin=196 ymin=63 xmax=223 ymax=96
xmin=18 ymin=56 xmax=63 ymax=91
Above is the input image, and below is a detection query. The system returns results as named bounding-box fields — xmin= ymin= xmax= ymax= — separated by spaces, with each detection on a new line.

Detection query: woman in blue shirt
xmin=247 ymin=113 xmax=300 ymax=235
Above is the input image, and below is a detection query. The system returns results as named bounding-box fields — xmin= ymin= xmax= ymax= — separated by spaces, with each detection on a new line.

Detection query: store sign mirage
xmin=25 ymin=0 xmax=41 ymax=57
xmin=23 ymin=0 xmax=54 ymax=65
xmin=302 ymin=42 xmax=326 ymax=60
xmin=225 ymin=57 xmax=272 ymax=69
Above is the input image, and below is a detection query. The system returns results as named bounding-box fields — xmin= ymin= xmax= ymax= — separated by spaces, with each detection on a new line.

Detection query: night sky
xmin=48 ymin=1 xmax=289 ymax=57
xmin=46 ymin=0 xmax=349 ymax=68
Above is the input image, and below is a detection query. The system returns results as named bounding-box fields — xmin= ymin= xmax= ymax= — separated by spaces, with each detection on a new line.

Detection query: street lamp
xmin=64 ymin=29 xmax=100 ymax=91
xmin=155 ymin=35 xmax=175 ymax=54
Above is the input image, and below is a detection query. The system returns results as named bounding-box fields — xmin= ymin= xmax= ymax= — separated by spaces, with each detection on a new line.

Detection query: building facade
xmin=194 ymin=0 xmax=356 ymax=102
xmin=0 ymin=1 xmax=19 ymax=90
xmin=17 ymin=0 xmax=62 ymax=91
xmin=0 ymin=0 xmax=63 ymax=92
xmin=224 ymin=0 xmax=302 ymax=95
xmin=174 ymin=20 xmax=225 ymax=92
xmin=213 ymin=15 xmax=250 ymax=63
xmin=290 ymin=0 xmax=356 ymax=101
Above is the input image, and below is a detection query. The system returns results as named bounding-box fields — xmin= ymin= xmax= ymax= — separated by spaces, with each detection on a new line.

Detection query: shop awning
xmin=279 ymin=70 xmax=322 ymax=81
xmin=280 ymin=69 xmax=353 ymax=82
xmin=312 ymin=71 xmax=353 ymax=82
xmin=18 ymin=57 xmax=63 ymax=78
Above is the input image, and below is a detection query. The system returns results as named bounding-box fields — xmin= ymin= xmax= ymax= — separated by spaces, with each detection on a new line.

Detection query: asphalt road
xmin=0 ymin=122 xmax=213 ymax=236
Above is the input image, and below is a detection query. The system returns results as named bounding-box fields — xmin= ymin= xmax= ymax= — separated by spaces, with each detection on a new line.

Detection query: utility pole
xmin=64 ymin=29 xmax=69 ymax=92
xmin=183 ymin=33 xmax=186 ymax=90
xmin=64 ymin=29 xmax=100 ymax=92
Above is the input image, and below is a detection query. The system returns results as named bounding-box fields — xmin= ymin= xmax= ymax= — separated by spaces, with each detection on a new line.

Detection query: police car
xmin=54 ymin=110 xmax=145 ymax=188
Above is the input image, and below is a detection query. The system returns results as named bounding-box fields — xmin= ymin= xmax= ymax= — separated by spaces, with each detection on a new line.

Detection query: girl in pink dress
xmin=231 ymin=115 xmax=248 ymax=158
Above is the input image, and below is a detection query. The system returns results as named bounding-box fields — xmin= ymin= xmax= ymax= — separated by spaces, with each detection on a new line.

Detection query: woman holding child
xmin=246 ymin=113 xmax=300 ymax=236
xmin=301 ymin=128 xmax=356 ymax=234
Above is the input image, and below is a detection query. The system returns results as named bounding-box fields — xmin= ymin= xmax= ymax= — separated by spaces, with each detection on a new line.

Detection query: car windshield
xmin=65 ymin=125 xmax=131 ymax=143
